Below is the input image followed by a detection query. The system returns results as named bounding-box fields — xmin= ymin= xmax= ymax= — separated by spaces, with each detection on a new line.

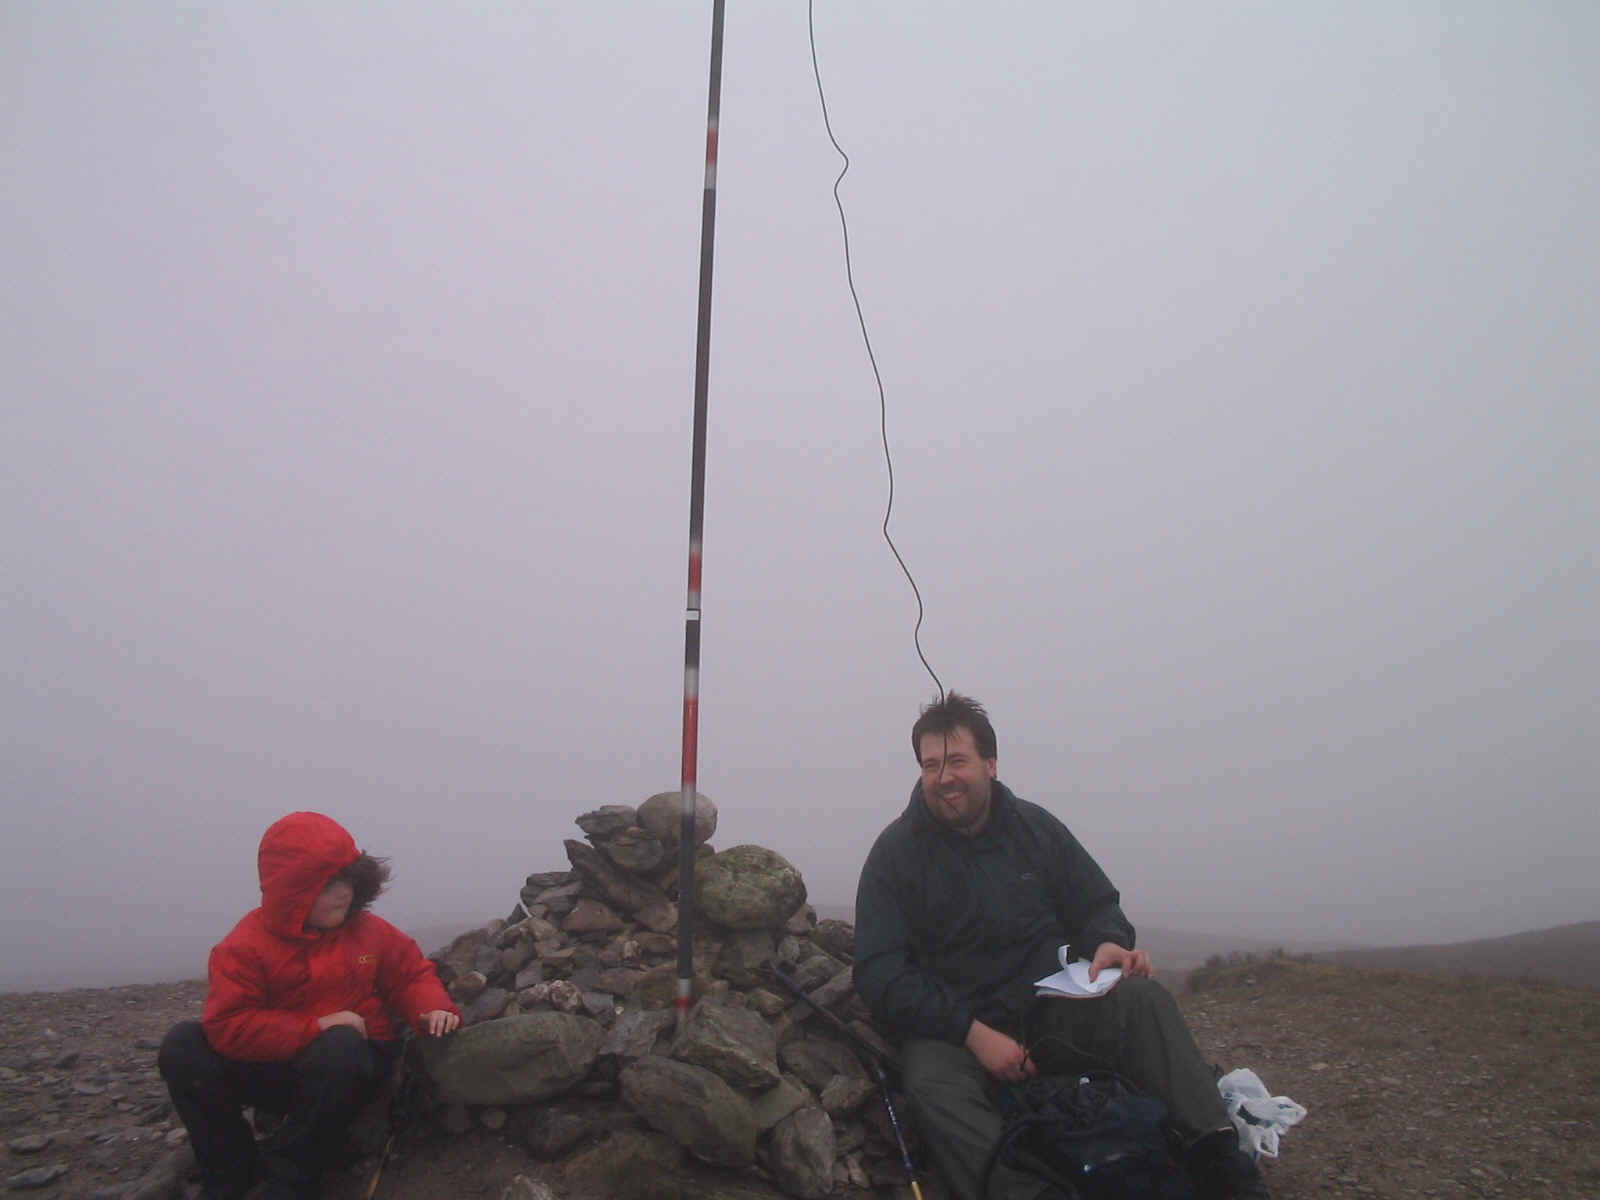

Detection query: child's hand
xmin=317 ymin=1010 xmax=368 ymax=1036
xmin=423 ymin=1010 xmax=460 ymax=1036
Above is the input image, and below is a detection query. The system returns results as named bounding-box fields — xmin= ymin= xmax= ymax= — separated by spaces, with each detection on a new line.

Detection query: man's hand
xmin=1089 ymin=941 xmax=1153 ymax=982
xmin=965 ymin=1019 xmax=1036 ymax=1083
xmin=422 ymin=1010 xmax=460 ymax=1037
xmin=317 ymin=1010 xmax=368 ymax=1036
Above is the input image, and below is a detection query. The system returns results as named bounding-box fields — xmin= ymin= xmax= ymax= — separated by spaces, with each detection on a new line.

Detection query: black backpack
xmin=981 ymin=1071 xmax=1195 ymax=1200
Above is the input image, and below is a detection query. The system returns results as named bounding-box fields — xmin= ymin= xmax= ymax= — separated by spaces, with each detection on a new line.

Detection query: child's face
xmin=306 ymin=879 xmax=355 ymax=930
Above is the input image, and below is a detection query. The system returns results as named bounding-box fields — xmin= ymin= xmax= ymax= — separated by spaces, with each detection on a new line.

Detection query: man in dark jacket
xmin=853 ymin=693 xmax=1269 ymax=1200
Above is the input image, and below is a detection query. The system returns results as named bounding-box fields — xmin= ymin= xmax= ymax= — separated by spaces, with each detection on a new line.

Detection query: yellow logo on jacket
xmin=358 ymin=954 xmax=377 ymax=964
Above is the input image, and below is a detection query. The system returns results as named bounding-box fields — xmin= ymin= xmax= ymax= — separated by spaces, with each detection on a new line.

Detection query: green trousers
xmin=900 ymin=978 xmax=1229 ymax=1200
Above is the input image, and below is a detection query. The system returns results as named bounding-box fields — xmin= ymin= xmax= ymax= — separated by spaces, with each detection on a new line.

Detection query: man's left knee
xmin=1113 ymin=976 xmax=1182 ymax=1025
xmin=297 ymin=1025 xmax=377 ymax=1084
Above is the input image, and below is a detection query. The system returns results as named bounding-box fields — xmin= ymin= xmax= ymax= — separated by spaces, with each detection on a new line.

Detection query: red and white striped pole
xmin=677 ymin=0 xmax=726 ymax=1024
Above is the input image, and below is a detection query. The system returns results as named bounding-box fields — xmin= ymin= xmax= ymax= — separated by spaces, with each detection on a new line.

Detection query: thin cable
xmin=808 ymin=0 xmax=943 ymax=705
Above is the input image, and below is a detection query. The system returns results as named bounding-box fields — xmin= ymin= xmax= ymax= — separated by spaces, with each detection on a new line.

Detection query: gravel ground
xmin=1181 ymin=959 xmax=1599 ymax=1199
xmin=2 ymin=960 xmax=1594 ymax=1198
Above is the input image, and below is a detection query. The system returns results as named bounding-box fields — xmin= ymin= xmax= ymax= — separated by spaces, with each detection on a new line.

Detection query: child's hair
xmin=335 ymin=853 xmax=391 ymax=916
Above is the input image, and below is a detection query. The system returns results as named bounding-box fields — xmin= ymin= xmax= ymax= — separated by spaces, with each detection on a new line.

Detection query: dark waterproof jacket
xmin=202 ymin=811 xmax=457 ymax=1062
xmin=853 ymin=780 xmax=1134 ymax=1045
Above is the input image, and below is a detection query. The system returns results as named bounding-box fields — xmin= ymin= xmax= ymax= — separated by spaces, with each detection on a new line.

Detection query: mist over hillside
xmin=8 ymin=910 xmax=1592 ymax=996
xmin=1311 ymin=919 xmax=1600 ymax=992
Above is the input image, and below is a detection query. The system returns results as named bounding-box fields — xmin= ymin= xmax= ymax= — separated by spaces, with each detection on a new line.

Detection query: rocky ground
xmin=2 ymin=958 xmax=1595 ymax=1199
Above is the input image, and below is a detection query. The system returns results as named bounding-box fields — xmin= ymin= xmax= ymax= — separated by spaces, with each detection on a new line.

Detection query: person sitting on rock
xmin=158 ymin=811 xmax=461 ymax=1200
xmin=853 ymin=692 xmax=1271 ymax=1200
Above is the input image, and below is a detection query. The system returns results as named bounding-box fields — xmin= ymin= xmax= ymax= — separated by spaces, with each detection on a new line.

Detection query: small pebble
xmin=3 ymin=1162 xmax=69 ymax=1190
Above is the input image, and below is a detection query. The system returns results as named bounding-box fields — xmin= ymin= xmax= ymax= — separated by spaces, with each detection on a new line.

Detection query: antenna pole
xmin=677 ymin=0 xmax=727 ymax=1025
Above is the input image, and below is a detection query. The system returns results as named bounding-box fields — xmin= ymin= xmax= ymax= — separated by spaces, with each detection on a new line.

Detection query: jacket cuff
xmin=940 ymin=1004 xmax=977 ymax=1047
xmin=1082 ymin=928 xmax=1132 ymax=955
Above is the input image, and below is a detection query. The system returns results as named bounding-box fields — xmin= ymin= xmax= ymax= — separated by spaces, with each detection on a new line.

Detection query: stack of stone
xmin=418 ymin=794 xmax=917 ymax=1200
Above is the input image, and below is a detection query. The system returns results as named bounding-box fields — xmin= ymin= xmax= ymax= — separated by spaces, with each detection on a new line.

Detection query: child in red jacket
xmin=159 ymin=812 xmax=461 ymax=1200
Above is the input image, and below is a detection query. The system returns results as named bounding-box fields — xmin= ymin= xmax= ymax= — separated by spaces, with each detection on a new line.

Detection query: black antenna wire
xmin=808 ymin=1 xmax=944 ymax=706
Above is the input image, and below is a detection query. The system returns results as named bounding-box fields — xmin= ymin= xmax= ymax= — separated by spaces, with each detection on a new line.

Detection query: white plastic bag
xmin=1217 ymin=1068 xmax=1307 ymax=1160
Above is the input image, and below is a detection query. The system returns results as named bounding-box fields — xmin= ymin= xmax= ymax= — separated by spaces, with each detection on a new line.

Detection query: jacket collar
xmin=904 ymin=777 xmax=1017 ymax=839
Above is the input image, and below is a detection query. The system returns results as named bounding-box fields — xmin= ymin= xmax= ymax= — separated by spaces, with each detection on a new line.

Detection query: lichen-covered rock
xmin=576 ymin=805 xmax=639 ymax=840
xmin=748 ymin=1075 xmax=810 ymax=1133
xmin=431 ymin=923 xmax=499 ymax=984
xmin=768 ymin=1106 xmax=836 ymax=1199
xmin=564 ymin=898 xmax=623 ymax=936
xmin=565 ymin=839 xmax=673 ymax=916
xmin=634 ymin=962 xmax=714 ymax=1010
xmin=718 ymin=929 xmax=776 ymax=987
xmin=600 ymin=826 xmax=666 ymax=873
xmin=671 ymin=1001 xmax=780 ymax=1093
xmin=620 ymin=1056 xmax=758 ymax=1167
xmin=820 ymin=1073 xmax=877 ymax=1115
xmin=786 ymin=949 xmax=846 ymax=992
xmin=778 ymin=1036 xmax=867 ymax=1092
xmin=812 ymin=918 xmax=855 ymax=961
xmin=695 ymin=846 xmax=807 ymax=932
xmin=419 ymin=1012 xmax=604 ymax=1106
xmin=449 ymin=970 xmax=488 ymax=1003
xmin=601 ymin=1009 xmax=675 ymax=1062
xmin=785 ymin=904 xmax=817 ymax=935
xmin=802 ymin=964 xmax=857 ymax=1013
xmin=507 ymin=1097 xmax=643 ymax=1160
xmin=461 ymin=986 xmax=510 ymax=1025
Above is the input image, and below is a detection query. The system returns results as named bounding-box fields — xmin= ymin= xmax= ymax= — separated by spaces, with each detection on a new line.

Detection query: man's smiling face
xmin=918 ymin=725 xmax=998 ymax=836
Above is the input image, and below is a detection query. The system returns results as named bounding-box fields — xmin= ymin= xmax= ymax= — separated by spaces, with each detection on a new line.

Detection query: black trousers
xmin=158 ymin=1021 xmax=393 ymax=1199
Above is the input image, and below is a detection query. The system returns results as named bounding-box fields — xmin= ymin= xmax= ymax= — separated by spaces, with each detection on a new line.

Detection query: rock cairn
xmin=421 ymin=793 xmax=913 ymax=1200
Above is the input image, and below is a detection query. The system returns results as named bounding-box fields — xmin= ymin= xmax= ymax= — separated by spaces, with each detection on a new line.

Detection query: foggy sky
xmin=3 ymin=2 xmax=1594 ymax=992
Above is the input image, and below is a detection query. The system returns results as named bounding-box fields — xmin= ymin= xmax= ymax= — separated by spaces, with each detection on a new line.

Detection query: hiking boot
xmin=1186 ymin=1128 xmax=1271 ymax=1200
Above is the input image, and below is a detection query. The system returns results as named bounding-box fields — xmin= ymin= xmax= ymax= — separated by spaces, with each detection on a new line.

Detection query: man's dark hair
xmin=336 ymin=853 xmax=391 ymax=916
xmin=911 ymin=692 xmax=998 ymax=762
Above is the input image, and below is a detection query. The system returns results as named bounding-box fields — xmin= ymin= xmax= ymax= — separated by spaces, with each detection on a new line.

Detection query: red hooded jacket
xmin=201 ymin=812 xmax=458 ymax=1062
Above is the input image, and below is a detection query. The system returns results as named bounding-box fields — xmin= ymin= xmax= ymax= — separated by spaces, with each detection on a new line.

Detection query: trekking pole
xmin=674 ymin=0 xmax=728 ymax=1030
xmin=768 ymin=964 xmax=926 ymax=1200
xmin=363 ymin=1033 xmax=414 ymax=1200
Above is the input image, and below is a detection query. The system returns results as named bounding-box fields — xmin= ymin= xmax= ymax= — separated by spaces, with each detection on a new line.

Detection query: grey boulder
xmin=767 ymin=1106 xmax=837 ymax=1200
xmin=638 ymin=790 xmax=718 ymax=849
xmin=419 ymin=1012 xmax=604 ymax=1106
xmin=695 ymin=845 xmax=807 ymax=932
xmin=671 ymin=1001 xmax=781 ymax=1093
xmin=619 ymin=1055 xmax=758 ymax=1167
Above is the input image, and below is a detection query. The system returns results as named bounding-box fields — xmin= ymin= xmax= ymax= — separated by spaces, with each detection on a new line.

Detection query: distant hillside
xmin=811 ymin=905 xmax=1348 ymax=971
xmin=1134 ymin=925 xmax=1355 ymax=970
xmin=1311 ymin=919 xmax=1600 ymax=991
xmin=418 ymin=906 xmax=1600 ymax=992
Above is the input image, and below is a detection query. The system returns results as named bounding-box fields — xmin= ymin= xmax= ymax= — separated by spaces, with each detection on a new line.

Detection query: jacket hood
xmin=257 ymin=811 xmax=360 ymax=939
